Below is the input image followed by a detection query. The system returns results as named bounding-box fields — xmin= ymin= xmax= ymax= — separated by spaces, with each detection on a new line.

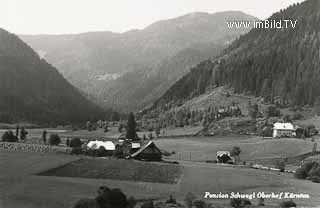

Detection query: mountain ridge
xmin=20 ymin=11 xmax=258 ymax=112
xmin=149 ymin=0 xmax=320 ymax=115
xmin=0 ymin=28 xmax=106 ymax=124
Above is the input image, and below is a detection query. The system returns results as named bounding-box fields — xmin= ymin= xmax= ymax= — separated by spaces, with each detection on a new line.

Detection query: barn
xmin=130 ymin=141 xmax=162 ymax=161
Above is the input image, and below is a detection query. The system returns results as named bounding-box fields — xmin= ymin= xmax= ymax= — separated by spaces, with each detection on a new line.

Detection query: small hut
xmin=130 ymin=141 xmax=162 ymax=161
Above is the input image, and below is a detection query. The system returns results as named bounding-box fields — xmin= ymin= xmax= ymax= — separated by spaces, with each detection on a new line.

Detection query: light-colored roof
xmin=217 ymin=151 xmax=230 ymax=157
xmin=273 ymin=122 xmax=295 ymax=130
xmin=87 ymin=140 xmax=115 ymax=151
xmin=132 ymin=143 xmax=141 ymax=149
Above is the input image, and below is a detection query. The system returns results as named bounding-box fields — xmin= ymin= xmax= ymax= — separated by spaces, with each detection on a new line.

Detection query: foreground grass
xmin=1 ymin=148 xmax=320 ymax=208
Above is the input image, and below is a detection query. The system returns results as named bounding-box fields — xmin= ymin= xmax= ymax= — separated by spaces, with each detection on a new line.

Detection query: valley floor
xmin=1 ymin=150 xmax=320 ymax=208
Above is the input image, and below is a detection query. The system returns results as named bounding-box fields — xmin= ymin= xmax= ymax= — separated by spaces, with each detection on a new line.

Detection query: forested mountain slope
xmin=151 ymin=0 xmax=320 ymax=113
xmin=21 ymin=11 xmax=257 ymax=112
xmin=0 ymin=29 xmax=105 ymax=123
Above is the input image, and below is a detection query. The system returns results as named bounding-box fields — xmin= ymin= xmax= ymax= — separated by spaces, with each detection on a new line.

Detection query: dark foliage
xmin=151 ymin=0 xmax=320 ymax=113
xmin=295 ymin=161 xmax=320 ymax=182
xmin=230 ymin=198 xmax=251 ymax=208
xmin=96 ymin=188 xmax=127 ymax=208
xmin=71 ymin=147 xmax=83 ymax=155
xmin=294 ymin=167 xmax=308 ymax=179
xmin=184 ymin=192 xmax=197 ymax=208
xmin=275 ymin=160 xmax=286 ymax=172
xmin=248 ymin=103 xmax=259 ymax=119
xmin=70 ymin=138 xmax=82 ymax=148
xmin=280 ymin=200 xmax=297 ymax=208
xmin=311 ymin=176 xmax=320 ymax=183
xmin=49 ymin=134 xmax=61 ymax=146
xmin=0 ymin=28 xmax=107 ymax=123
xmin=126 ymin=113 xmax=136 ymax=140
xmin=1 ymin=130 xmax=18 ymax=142
xmin=141 ymin=200 xmax=154 ymax=208
xmin=73 ymin=186 xmax=135 ymax=208
xmin=230 ymin=146 xmax=241 ymax=156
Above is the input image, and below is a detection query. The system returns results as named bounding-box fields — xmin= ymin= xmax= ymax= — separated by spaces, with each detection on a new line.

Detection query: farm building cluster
xmin=80 ymin=137 xmax=163 ymax=162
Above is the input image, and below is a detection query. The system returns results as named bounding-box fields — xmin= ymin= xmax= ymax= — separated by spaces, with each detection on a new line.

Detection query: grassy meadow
xmin=1 ymin=140 xmax=320 ymax=208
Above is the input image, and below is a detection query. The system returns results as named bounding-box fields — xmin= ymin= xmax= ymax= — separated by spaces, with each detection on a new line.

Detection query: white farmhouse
xmin=87 ymin=140 xmax=116 ymax=151
xmin=273 ymin=122 xmax=296 ymax=138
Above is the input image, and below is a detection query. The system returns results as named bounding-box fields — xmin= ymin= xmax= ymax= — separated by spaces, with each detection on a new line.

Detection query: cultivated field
xmin=40 ymin=158 xmax=182 ymax=184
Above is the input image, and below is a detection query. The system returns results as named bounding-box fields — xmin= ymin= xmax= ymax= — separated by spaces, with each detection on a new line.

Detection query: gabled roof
xmin=273 ymin=122 xmax=295 ymax=130
xmin=130 ymin=141 xmax=160 ymax=158
xmin=87 ymin=140 xmax=115 ymax=151
xmin=217 ymin=151 xmax=230 ymax=157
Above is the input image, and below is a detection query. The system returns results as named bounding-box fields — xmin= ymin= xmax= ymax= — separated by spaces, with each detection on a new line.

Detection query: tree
xmin=276 ymin=160 xmax=286 ymax=172
xmin=248 ymin=102 xmax=258 ymax=119
xmin=110 ymin=112 xmax=120 ymax=121
xmin=230 ymin=198 xmax=251 ymax=208
xmin=1 ymin=130 xmax=18 ymax=142
xmin=86 ymin=121 xmax=92 ymax=131
xmin=42 ymin=130 xmax=47 ymax=144
xmin=15 ymin=125 xmax=19 ymax=138
xmin=69 ymin=138 xmax=82 ymax=148
xmin=95 ymin=187 xmax=128 ymax=208
xmin=155 ymin=126 xmax=161 ymax=137
xmin=184 ymin=192 xmax=196 ymax=208
xmin=126 ymin=112 xmax=136 ymax=140
xmin=104 ymin=124 xmax=109 ymax=133
xmin=279 ymin=200 xmax=296 ymax=208
xmin=49 ymin=134 xmax=61 ymax=146
xmin=20 ymin=127 xmax=28 ymax=141
xmin=118 ymin=123 xmax=124 ymax=133
xmin=230 ymin=146 xmax=241 ymax=156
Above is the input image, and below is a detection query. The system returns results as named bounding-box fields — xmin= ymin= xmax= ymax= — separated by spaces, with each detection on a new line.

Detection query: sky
xmin=1 ymin=0 xmax=305 ymax=35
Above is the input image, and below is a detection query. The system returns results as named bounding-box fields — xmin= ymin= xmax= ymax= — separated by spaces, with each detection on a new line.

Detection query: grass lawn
xmin=39 ymin=158 xmax=182 ymax=184
xmin=155 ymin=136 xmax=320 ymax=164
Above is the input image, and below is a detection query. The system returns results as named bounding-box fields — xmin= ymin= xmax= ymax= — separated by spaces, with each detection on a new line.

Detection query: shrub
xmin=97 ymin=146 xmax=107 ymax=157
xmin=294 ymin=168 xmax=307 ymax=179
xmin=69 ymin=138 xmax=82 ymax=148
xmin=258 ymin=198 xmax=265 ymax=206
xmin=71 ymin=147 xmax=83 ymax=155
xmin=127 ymin=196 xmax=137 ymax=208
xmin=166 ymin=195 xmax=176 ymax=204
xmin=302 ymin=161 xmax=318 ymax=173
xmin=231 ymin=146 xmax=241 ymax=156
xmin=95 ymin=188 xmax=128 ymax=208
xmin=309 ymin=166 xmax=320 ymax=178
xmin=49 ymin=134 xmax=61 ymax=145
xmin=290 ymin=112 xmax=303 ymax=120
xmin=193 ymin=200 xmax=208 ymax=208
xmin=72 ymin=198 xmax=98 ymax=208
xmin=141 ymin=200 xmax=154 ymax=208
xmin=230 ymin=198 xmax=251 ymax=208
xmin=276 ymin=160 xmax=286 ymax=172
xmin=280 ymin=200 xmax=296 ymax=208
xmin=184 ymin=192 xmax=196 ymax=208
xmin=311 ymin=176 xmax=320 ymax=183
xmin=1 ymin=130 xmax=18 ymax=142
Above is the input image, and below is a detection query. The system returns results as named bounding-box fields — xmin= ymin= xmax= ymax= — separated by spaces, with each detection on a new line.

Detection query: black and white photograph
xmin=1 ymin=0 xmax=320 ymax=207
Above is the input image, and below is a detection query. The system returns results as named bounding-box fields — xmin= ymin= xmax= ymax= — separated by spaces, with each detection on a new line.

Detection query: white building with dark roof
xmin=273 ymin=122 xmax=296 ymax=138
